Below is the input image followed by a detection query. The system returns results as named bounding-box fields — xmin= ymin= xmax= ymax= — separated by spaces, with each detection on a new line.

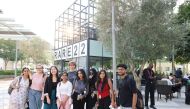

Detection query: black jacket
xmin=44 ymin=76 xmax=60 ymax=102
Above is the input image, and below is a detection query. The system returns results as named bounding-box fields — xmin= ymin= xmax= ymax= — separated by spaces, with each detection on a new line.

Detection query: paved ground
xmin=140 ymin=86 xmax=190 ymax=109
xmin=0 ymin=78 xmax=190 ymax=109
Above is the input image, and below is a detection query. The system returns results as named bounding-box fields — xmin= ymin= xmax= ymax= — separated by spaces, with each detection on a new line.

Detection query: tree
xmin=96 ymin=0 xmax=187 ymax=90
xmin=0 ymin=39 xmax=24 ymax=70
xmin=175 ymin=1 xmax=190 ymax=63
xmin=19 ymin=37 xmax=53 ymax=64
xmin=96 ymin=0 xmax=182 ymax=70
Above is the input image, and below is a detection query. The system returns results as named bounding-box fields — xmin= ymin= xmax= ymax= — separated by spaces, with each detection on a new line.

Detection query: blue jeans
xmin=43 ymin=89 xmax=57 ymax=109
xmin=28 ymin=88 xmax=42 ymax=109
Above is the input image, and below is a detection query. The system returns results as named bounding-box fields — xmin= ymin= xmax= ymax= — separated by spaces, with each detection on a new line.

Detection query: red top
xmin=97 ymin=81 xmax=110 ymax=98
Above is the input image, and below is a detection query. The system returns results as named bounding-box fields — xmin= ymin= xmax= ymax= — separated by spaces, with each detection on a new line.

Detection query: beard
xmin=118 ymin=72 xmax=125 ymax=76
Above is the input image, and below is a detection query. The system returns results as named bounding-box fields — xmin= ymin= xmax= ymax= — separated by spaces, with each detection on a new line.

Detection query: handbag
xmin=8 ymin=76 xmax=22 ymax=95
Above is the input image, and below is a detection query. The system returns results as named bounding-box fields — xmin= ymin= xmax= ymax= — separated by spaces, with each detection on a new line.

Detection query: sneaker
xmin=150 ymin=105 xmax=157 ymax=109
xmin=145 ymin=106 xmax=149 ymax=109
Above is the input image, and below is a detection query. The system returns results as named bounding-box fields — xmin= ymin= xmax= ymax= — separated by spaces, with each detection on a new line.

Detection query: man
xmin=143 ymin=63 xmax=157 ymax=109
xmin=67 ymin=61 xmax=77 ymax=85
xmin=171 ymin=75 xmax=182 ymax=93
xmin=117 ymin=64 xmax=137 ymax=109
xmin=175 ymin=68 xmax=182 ymax=79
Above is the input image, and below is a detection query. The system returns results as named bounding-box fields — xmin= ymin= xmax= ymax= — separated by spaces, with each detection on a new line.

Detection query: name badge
xmin=99 ymin=95 xmax=101 ymax=99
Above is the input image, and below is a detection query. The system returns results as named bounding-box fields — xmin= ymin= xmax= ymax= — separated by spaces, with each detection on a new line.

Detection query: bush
xmin=0 ymin=70 xmax=21 ymax=75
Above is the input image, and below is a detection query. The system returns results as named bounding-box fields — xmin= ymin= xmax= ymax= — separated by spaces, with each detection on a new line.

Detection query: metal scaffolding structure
xmin=54 ymin=0 xmax=96 ymax=49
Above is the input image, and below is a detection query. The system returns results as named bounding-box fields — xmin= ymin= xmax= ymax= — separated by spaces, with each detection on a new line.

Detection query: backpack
xmin=8 ymin=76 xmax=22 ymax=95
xmin=136 ymin=89 xmax=144 ymax=109
xmin=124 ymin=76 xmax=144 ymax=109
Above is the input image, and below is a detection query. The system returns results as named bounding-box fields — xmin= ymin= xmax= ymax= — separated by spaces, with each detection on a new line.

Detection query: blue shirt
xmin=68 ymin=71 xmax=77 ymax=85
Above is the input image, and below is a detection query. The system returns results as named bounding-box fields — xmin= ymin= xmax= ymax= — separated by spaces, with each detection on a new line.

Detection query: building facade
xmin=54 ymin=0 xmax=112 ymax=73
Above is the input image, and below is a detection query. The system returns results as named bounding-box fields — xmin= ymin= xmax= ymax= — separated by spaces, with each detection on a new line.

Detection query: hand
xmin=79 ymin=95 xmax=84 ymax=100
xmin=89 ymin=75 xmax=93 ymax=79
xmin=15 ymin=85 xmax=20 ymax=89
xmin=47 ymin=97 xmax=51 ymax=104
xmin=95 ymin=102 xmax=99 ymax=107
xmin=61 ymin=100 xmax=67 ymax=106
xmin=111 ymin=101 xmax=117 ymax=108
xmin=41 ymin=95 xmax=44 ymax=101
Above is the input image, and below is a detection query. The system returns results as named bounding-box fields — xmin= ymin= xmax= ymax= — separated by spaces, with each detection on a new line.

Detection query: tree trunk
xmin=153 ymin=60 xmax=157 ymax=72
xmin=4 ymin=60 xmax=8 ymax=70
xmin=131 ymin=61 xmax=146 ymax=90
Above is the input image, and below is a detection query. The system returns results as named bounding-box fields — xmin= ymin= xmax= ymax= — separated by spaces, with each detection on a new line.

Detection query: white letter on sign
xmin=79 ymin=40 xmax=87 ymax=56
xmin=73 ymin=43 xmax=79 ymax=57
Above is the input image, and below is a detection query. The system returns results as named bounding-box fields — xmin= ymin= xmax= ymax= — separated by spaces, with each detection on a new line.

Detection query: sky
xmin=0 ymin=0 xmax=75 ymax=45
xmin=0 ymin=0 xmax=185 ymax=46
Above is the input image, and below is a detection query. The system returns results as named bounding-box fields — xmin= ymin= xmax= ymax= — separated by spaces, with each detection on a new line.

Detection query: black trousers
xmin=145 ymin=83 xmax=155 ymax=106
xmin=86 ymin=93 xmax=97 ymax=109
xmin=98 ymin=96 xmax=111 ymax=109
xmin=72 ymin=92 xmax=85 ymax=109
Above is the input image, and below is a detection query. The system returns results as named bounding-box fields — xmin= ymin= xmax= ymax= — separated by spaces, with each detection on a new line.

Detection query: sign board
xmin=54 ymin=40 xmax=87 ymax=60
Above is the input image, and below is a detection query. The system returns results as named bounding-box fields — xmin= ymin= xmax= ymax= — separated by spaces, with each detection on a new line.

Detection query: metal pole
xmin=15 ymin=41 xmax=18 ymax=77
xmin=112 ymin=0 xmax=117 ymax=90
xmin=172 ymin=44 xmax=175 ymax=74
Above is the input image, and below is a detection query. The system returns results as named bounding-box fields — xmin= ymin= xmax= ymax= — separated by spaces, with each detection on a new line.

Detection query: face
xmin=69 ymin=63 xmax=76 ymax=70
xmin=51 ymin=67 xmax=57 ymax=75
xmin=117 ymin=67 xmax=126 ymax=76
xmin=99 ymin=71 xmax=105 ymax=79
xmin=36 ymin=65 xmax=43 ymax=73
xmin=23 ymin=68 xmax=30 ymax=77
xmin=78 ymin=71 xmax=83 ymax=79
xmin=61 ymin=73 xmax=68 ymax=81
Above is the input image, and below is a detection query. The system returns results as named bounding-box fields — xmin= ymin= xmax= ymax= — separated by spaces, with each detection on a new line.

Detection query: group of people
xmin=162 ymin=73 xmax=182 ymax=93
xmin=9 ymin=61 xmax=160 ymax=109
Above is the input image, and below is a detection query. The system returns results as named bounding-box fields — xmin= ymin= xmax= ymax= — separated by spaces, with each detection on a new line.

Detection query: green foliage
xmin=0 ymin=70 xmax=21 ymax=75
xmin=177 ymin=2 xmax=190 ymax=24
xmin=175 ymin=1 xmax=190 ymax=63
xmin=0 ymin=39 xmax=26 ymax=70
xmin=19 ymin=37 xmax=53 ymax=64
xmin=0 ymin=39 xmax=16 ymax=61
xmin=96 ymin=0 xmax=181 ymax=66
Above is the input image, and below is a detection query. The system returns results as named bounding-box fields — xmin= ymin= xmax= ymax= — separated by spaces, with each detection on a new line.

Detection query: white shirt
xmin=56 ymin=81 xmax=73 ymax=99
xmin=161 ymin=78 xmax=173 ymax=85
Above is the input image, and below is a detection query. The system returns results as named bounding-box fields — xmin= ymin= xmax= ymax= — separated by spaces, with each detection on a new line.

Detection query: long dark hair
xmin=96 ymin=70 xmax=108 ymax=92
xmin=22 ymin=67 xmax=30 ymax=79
xmin=89 ymin=68 xmax=97 ymax=83
xmin=90 ymin=68 xmax=97 ymax=78
xmin=76 ymin=69 xmax=88 ymax=83
xmin=49 ymin=66 xmax=59 ymax=81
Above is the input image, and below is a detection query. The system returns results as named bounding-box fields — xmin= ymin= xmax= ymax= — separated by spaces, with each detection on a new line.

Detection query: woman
xmin=56 ymin=72 xmax=73 ymax=109
xmin=9 ymin=67 xmax=31 ymax=109
xmin=72 ymin=69 xmax=89 ymax=109
xmin=43 ymin=66 xmax=60 ymax=109
xmin=96 ymin=70 xmax=115 ymax=109
xmin=86 ymin=68 xmax=98 ymax=109
xmin=29 ymin=64 xmax=46 ymax=109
